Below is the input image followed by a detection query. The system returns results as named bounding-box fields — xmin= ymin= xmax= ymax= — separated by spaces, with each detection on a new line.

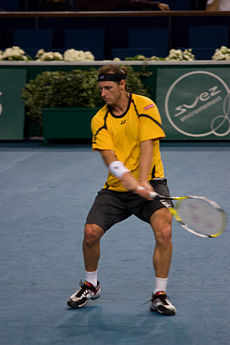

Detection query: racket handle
xmin=136 ymin=187 xmax=160 ymax=199
xmin=149 ymin=191 xmax=160 ymax=199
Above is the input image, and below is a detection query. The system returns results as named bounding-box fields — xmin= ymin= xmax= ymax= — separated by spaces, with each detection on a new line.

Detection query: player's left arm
xmin=138 ymin=99 xmax=165 ymax=193
xmin=138 ymin=139 xmax=155 ymax=192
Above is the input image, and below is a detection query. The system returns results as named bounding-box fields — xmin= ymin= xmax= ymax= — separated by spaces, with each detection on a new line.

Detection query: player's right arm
xmin=100 ymin=149 xmax=151 ymax=199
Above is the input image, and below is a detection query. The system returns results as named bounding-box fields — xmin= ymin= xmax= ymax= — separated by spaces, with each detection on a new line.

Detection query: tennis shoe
xmin=67 ymin=280 xmax=101 ymax=309
xmin=150 ymin=291 xmax=176 ymax=315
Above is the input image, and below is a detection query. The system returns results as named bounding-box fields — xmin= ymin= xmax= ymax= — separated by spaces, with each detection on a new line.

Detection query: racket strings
xmin=175 ymin=198 xmax=225 ymax=237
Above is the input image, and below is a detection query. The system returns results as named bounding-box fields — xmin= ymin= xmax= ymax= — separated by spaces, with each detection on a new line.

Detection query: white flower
xmin=53 ymin=52 xmax=63 ymax=60
xmin=137 ymin=54 xmax=146 ymax=61
xmin=63 ymin=49 xmax=95 ymax=61
xmin=0 ymin=46 xmax=28 ymax=61
xmin=35 ymin=49 xmax=45 ymax=59
xmin=35 ymin=50 xmax=63 ymax=61
xmin=150 ymin=56 xmax=160 ymax=61
xmin=220 ymin=46 xmax=229 ymax=53
xmin=165 ymin=48 xmax=194 ymax=61
xmin=212 ymin=46 xmax=230 ymax=60
xmin=84 ymin=51 xmax=95 ymax=61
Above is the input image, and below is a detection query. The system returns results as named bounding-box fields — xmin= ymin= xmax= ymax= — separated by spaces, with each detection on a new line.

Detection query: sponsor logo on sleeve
xmin=144 ymin=104 xmax=155 ymax=111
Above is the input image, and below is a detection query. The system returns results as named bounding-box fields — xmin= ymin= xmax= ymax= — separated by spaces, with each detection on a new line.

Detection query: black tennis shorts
xmin=86 ymin=179 xmax=173 ymax=232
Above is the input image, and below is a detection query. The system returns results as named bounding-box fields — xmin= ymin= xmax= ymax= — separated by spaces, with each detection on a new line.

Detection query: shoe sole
xmin=67 ymin=293 xmax=101 ymax=309
xmin=150 ymin=305 xmax=176 ymax=316
xmin=91 ymin=293 xmax=101 ymax=300
xmin=67 ymin=299 xmax=88 ymax=309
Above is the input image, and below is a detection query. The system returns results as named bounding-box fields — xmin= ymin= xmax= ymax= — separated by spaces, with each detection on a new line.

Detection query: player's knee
xmin=155 ymin=224 xmax=172 ymax=249
xmin=151 ymin=208 xmax=172 ymax=248
xmin=84 ymin=224 xmax=103 ymax=246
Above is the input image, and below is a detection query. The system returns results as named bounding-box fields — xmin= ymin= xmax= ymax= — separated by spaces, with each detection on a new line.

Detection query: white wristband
xmin=109 ymin=161 xmax=130 ymax=178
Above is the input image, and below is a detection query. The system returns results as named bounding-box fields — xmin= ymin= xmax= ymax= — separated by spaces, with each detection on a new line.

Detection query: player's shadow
xmin=52 ymin=305 xmax=191 ymax=345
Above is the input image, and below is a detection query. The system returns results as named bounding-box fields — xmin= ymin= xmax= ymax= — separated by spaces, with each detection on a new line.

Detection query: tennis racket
xmin=149 ymin=192 xmax=227 ymax=238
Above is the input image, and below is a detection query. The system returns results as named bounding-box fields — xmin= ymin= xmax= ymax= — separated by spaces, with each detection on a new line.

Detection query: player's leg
xmin=151 ymin=207 xmax=172 ymax=279
xmin=83 ymin=223 xmax=105 ymax=272
xmin=67 ymin=189 xmax=131 ymax=309
xmin=67 ymin=223 xmax=104 ymax=309
xmin=150 ymin=207 xmax=176 ymax=315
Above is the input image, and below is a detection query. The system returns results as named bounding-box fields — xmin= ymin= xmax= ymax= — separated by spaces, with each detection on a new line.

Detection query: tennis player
xmin=67 ymin=64 xmax=176 ymax=315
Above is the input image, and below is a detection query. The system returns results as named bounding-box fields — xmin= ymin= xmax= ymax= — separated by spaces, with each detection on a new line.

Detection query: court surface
xmin=0 ymin=141 xmax=229 ymax=345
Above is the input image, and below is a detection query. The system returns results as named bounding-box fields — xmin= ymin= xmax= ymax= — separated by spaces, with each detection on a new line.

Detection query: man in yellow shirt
xmin=67 ymin=64 xmax=176 ymax=315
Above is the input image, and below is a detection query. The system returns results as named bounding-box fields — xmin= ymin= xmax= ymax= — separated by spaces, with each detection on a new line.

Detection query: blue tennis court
xmin=0 ymin=141 xmax=229 ymax=345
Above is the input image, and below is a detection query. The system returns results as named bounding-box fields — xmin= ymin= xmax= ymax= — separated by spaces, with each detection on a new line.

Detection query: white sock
xmin=154 ymin=277 xmax=168 ymax=294
xmin=85 ymin=270 xmax=98 ymax=287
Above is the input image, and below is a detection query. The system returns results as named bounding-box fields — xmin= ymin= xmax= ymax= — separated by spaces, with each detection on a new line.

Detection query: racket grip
xmin=149 ymin=191 xmax=160 ymax=199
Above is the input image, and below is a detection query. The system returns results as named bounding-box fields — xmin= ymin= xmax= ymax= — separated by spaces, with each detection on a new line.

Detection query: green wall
xmin=0 ymin=62 xmax=229 ymax=141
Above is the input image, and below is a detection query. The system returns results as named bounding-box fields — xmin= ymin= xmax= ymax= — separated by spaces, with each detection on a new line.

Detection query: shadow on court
xmin=0 ymin=141 xmax=229 ymax=345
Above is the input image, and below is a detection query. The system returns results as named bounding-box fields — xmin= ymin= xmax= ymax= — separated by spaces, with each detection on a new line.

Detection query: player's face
xmin=98 ymin=81 xmax=123 ymax=105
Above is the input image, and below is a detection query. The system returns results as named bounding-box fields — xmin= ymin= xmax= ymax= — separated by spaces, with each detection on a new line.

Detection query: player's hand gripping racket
xmin=149 ymin=192 xmax=227 ymax=238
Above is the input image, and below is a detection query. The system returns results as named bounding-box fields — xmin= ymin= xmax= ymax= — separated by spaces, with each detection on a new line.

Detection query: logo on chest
xmin=120 ymin=119 xmax=126 ymax=125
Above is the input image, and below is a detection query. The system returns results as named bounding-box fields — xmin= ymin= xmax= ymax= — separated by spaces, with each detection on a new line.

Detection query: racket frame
xmin=153 ymin=194 xmax=227 ymax=238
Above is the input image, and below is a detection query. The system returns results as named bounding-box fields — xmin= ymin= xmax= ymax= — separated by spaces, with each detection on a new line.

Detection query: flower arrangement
xmin=35 ymin=48 xmax=96 ymax=61
xmin=0 ymin=46 xmax=96 ymax=62
xmin=0 ymin=46 xmax=195 ymax=62
xmin=124 ymin=54 xmax=161 ymax=61
xmin=0 ymin=46 xmax=29 ymax=61
xmin=165 ymin=49 xmax=195 ymax=61
xmin=121 ymin=49 xmax=194 ymax=61
xmin=150 ymin=56 xmax=161 ymax=61
xmin=63 ymin=49 xmax=95 ymax=62
xmin=35 ymin=49 xmax=63 ymax=61
xmin=212 ymin=46 xmax=230 ymax=60
xmin=1 ymin=46 xmax=230 ymax=62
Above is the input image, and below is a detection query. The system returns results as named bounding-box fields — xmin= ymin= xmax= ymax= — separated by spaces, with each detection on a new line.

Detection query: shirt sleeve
xmin=138 ymin=101 xmax=166 ymax=141
xmin=91 ymin=113 xmax=115 ymax=151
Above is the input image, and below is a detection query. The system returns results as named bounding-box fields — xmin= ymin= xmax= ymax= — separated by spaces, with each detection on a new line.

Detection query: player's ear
xmin=120 ymin=79 xmax=126 ymax=90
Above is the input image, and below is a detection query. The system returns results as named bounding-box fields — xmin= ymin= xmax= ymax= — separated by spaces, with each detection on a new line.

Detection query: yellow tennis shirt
xmin=91 ymin=93 xmax=166 ymax=192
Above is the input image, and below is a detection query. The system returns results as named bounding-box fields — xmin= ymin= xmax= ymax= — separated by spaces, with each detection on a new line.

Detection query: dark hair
xmin=98 ymin=64 xmax=127 ymax=78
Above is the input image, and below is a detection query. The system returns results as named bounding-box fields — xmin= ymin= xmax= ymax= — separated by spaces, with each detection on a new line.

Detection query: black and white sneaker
xmin=67 ymin=280 xmax=101 ymax=309
xmin=150 ymin=291 xmax=176 ymax=316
